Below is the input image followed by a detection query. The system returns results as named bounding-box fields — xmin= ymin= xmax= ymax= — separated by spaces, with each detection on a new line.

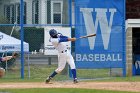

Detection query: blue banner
xmin=75 ymin=0 xmax=125 ymax=69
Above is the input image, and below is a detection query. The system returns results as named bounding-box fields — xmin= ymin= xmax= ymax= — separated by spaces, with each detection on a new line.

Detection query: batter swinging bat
xmin=77 ymin=34 xmax=96 ymax=39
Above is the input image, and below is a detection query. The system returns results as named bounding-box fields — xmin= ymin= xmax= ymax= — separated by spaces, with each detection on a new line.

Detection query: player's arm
xmin=0 ymin=53 xmax=18 ymax=62
xmin=68 ymin=38 xmax=76 ymax=42
xmin=59 ymin=36 xmax=76 ymax=42
xmin=0 ymin=56 xmax=13 ymax=62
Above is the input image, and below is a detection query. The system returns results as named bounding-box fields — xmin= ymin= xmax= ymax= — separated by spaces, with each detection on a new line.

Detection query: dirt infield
xmin=0 ymin=82 xmax=140 ymax=92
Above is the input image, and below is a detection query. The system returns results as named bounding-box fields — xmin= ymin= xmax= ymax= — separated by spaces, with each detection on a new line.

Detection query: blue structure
xmin=20 ymin=0 xmax=24 ymax=79
xmin=75 ymin=0 xmax=126 ymax=76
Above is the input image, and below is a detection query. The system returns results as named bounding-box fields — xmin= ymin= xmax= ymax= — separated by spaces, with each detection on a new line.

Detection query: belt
xmin=61 ymin=50 xmax=67 ymax=53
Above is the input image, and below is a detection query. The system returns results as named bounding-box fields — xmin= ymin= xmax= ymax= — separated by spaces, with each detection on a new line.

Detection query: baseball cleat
xmin=45 ymin=76 xmax=52 ymax=84
xmin=73 ymin=78 xmax=78 ymax=84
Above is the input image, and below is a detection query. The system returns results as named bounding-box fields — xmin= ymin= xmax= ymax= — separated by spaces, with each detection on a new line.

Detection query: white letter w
xmin=80 ymin=8 xmax=116 ymax=50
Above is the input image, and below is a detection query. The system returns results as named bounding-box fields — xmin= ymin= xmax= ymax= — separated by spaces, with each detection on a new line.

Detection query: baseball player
xmin=0 ymin=53 xmax=18 ymax=69
xmin=46 ymin=29 xmax=78 ymax=84
xmin=0 ymin=53 xmax=17 ymax=78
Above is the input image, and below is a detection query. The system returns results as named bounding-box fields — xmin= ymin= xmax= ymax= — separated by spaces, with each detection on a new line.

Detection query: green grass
xmin=0 ymin=88 xmax=138 ymax=93
xmin=1 ymin=64 xmax=140 ymax=83
xmin=2 ymin=64 xmax=113 ymax=80
xmin=0 ymin=76 xmax=140 ymax=83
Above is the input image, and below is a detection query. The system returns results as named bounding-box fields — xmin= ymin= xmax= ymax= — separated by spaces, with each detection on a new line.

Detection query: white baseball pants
xmin=55 ymin=50 xmax=76 ymax=73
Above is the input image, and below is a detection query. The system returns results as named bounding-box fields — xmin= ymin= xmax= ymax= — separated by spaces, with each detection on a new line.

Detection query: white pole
xmin=10 ymin=22 xmax=16 ymax=36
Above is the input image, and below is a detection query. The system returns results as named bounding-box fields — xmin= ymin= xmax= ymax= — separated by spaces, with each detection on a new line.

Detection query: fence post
xmin=20 ymin=0 xmax=24 ymax=79
xmin=48 ymin=56 xmax=51 ymax=65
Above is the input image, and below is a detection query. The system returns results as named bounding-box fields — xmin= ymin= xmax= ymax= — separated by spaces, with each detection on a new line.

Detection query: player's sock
xmin=71 ymin=69 xmax=77 ymax=79
xmin=50 ymin=71 xmax=58 ymax=78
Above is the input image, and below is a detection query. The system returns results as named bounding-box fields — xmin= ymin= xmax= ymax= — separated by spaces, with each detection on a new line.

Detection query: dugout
xmin=126 ymin=19 xmax=140 ymax=76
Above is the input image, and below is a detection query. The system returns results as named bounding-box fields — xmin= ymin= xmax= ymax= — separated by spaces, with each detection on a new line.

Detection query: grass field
xmin=2 ymin=64 xmax=122 ymax=80
xmin=1 ymin=76 xmax=140 ymax=83
xmin=0 ymin=88 xmax=138 ymax=93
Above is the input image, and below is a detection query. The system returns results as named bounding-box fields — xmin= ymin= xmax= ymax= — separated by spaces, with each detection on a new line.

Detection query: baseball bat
xmin=77 ymin=34 xmax=96 ymax=39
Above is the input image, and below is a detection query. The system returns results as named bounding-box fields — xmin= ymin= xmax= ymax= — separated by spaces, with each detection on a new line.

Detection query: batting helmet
xmin=49 ymin=29 xmax=58 ymax=38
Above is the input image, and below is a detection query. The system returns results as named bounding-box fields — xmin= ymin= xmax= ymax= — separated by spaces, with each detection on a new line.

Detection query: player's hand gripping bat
xmin=77 ymin=34 xmax=96 ymax=39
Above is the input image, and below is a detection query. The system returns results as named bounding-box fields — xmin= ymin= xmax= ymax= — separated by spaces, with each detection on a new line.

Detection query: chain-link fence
xmin=0 ymin=0 xmax=125 ymax=81
xmin=0 ymin=0 xmax=72 ymax=80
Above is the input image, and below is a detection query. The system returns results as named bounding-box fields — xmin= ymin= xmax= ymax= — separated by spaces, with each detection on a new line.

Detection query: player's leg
xmin=66 ymin=51 xmax=78 ymax=83
xmin=46 ymin=54 xmax=67 ymax=83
